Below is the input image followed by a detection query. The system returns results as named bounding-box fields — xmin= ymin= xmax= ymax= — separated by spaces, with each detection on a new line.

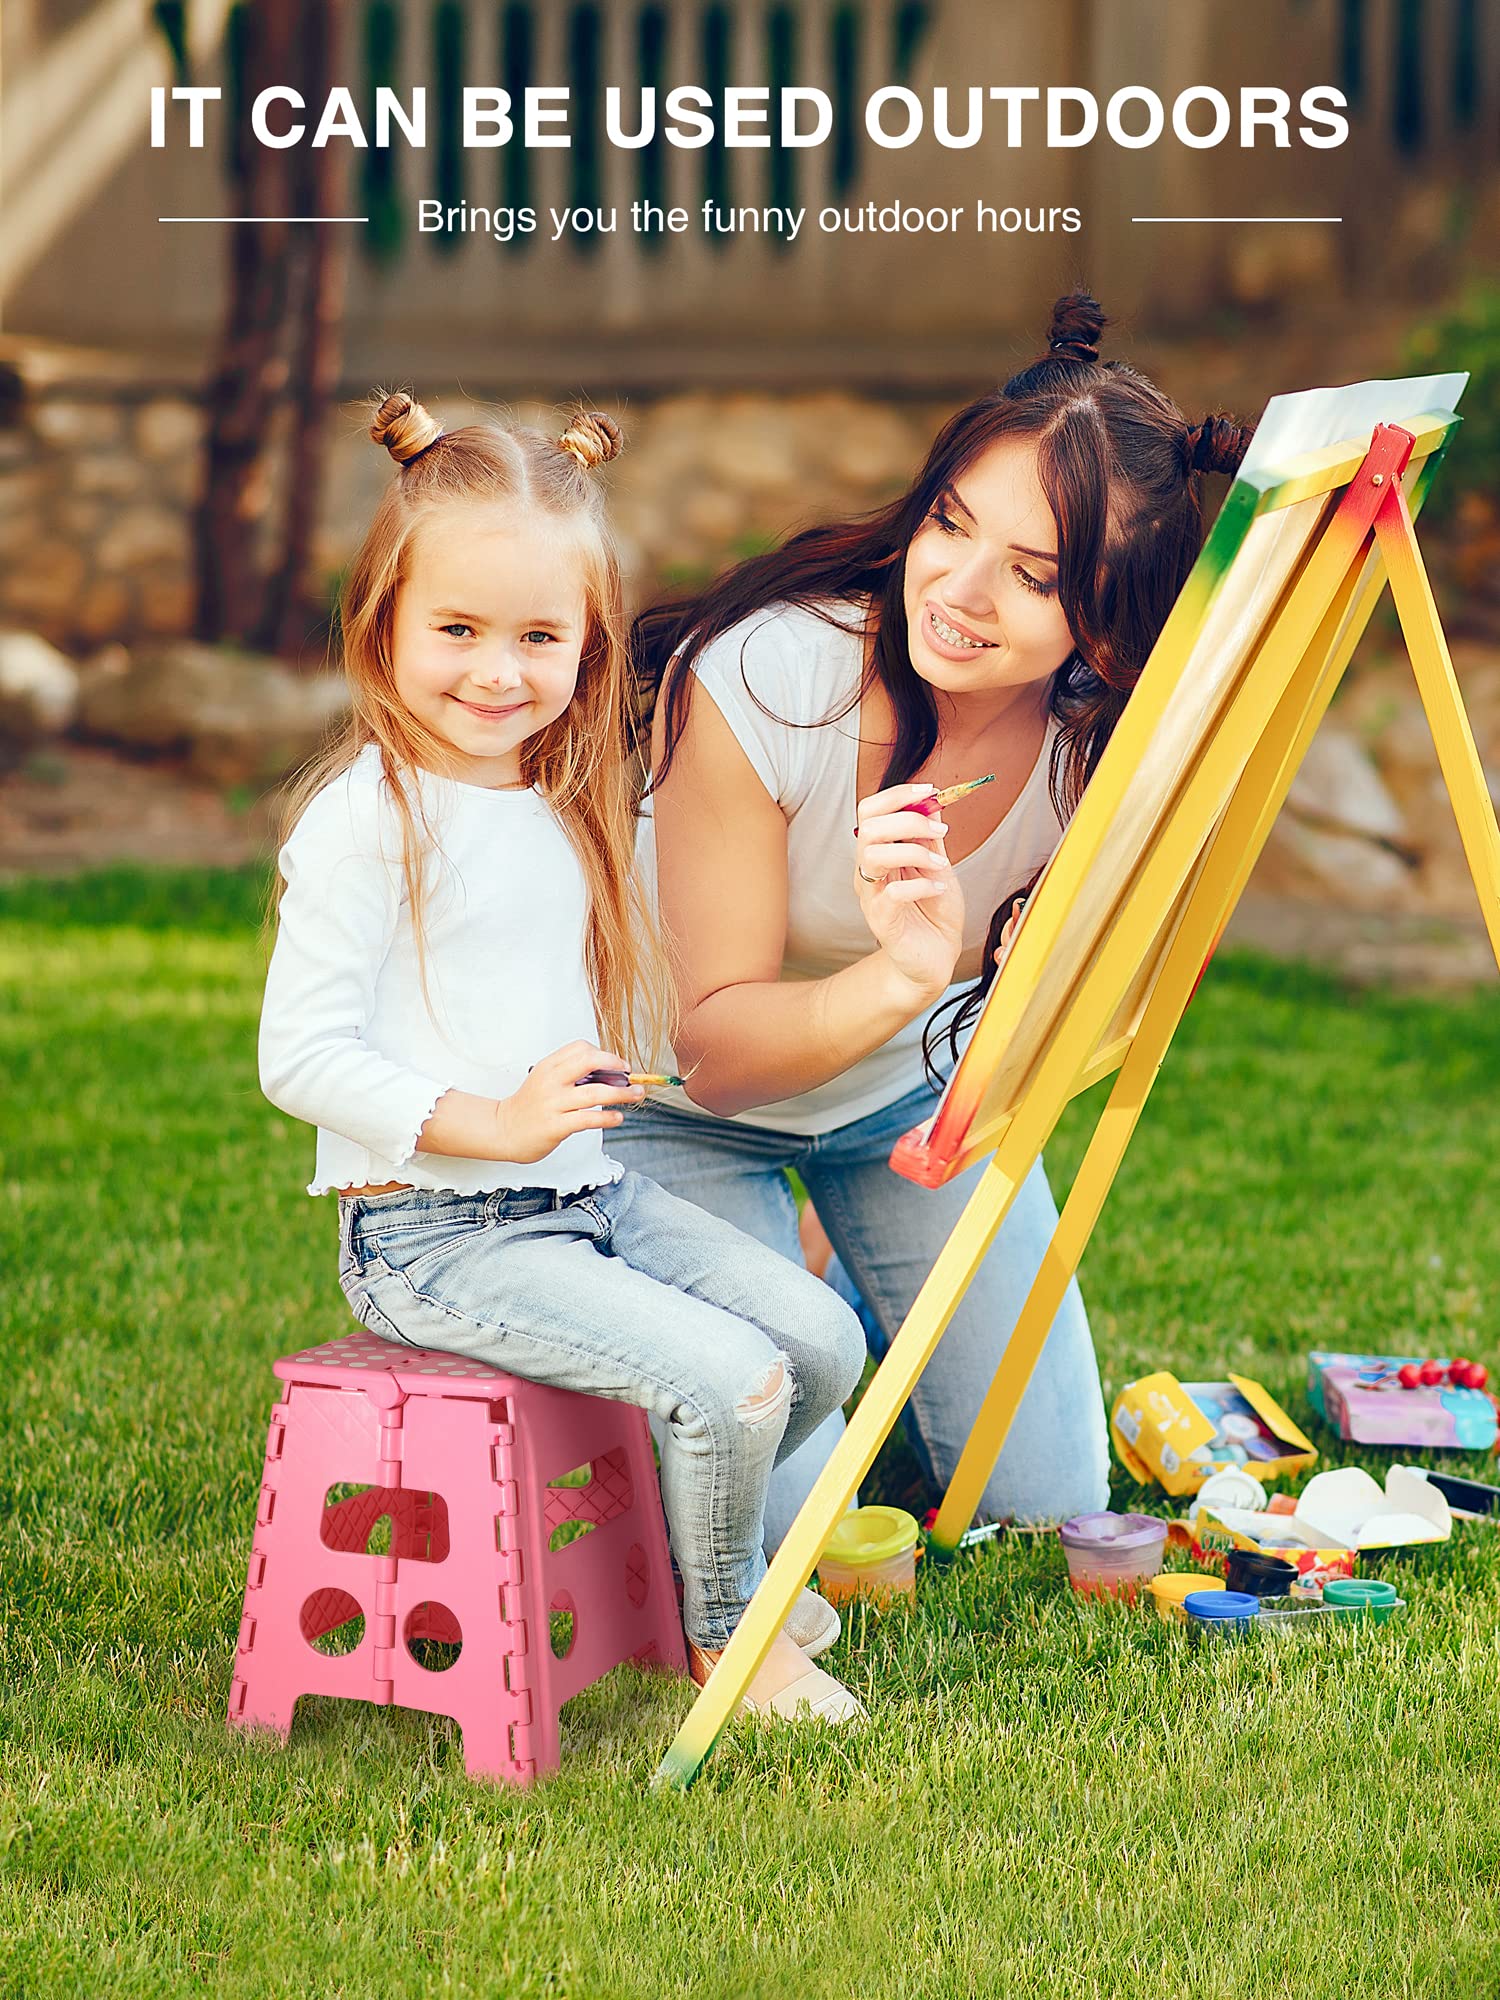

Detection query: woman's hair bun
xmin=1046 ymin=289 xmax=1107 ymax=365
xmin=1186 ymin=412 xmax=1253 ymax=477
xmin=557 ymin=409 xmax=623 ymax=471
xmin=369 ymin=390 xmax=444 ymax=466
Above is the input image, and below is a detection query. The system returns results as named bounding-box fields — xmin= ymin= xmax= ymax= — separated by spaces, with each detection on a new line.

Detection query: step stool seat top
xmin=274 ymin=1327 xmax=514 ymax=1395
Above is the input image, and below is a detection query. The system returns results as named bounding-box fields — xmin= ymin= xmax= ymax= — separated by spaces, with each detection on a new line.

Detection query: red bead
xmin=1450 ymin=1360 xmax=1476 ymax=1389
xmin=1470 ymin=1364 xmax=1489 ymax=1391
xmin=1420 ymin=1359 xmax=1446 ymax=1386
xmin=1397 ymin=1363 xmax=1423 ymax=1389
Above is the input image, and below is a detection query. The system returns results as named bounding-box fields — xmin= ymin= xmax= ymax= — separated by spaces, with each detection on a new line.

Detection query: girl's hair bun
xmin=1186 ymin=412 xmax=1253 ymax=476
xmin=1046 ymin=289 xmax=1107 ymax=365
xmin=369 ymin=389 xmax=444 ymax=466
xmin=557 ymin=409 xmax=623 ymax=471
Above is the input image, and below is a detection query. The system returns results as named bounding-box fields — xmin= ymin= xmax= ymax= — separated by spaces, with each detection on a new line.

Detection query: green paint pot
xmin=1322 ymin=1578 xmax=1400 ymax=1624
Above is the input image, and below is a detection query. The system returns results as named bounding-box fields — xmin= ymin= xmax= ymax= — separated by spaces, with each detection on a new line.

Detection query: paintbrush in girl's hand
xmin=580 ymin=1070 xmax=685 ymax=1088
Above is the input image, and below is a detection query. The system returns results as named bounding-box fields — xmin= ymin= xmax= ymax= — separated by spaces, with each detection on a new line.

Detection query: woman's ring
xmin=857 ymin=866 xmax=880 ymax=885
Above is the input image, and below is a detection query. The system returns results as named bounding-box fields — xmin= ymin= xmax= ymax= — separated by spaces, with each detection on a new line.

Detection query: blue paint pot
xmin=1184 ymin=1589 xmax=1260 ymax=1637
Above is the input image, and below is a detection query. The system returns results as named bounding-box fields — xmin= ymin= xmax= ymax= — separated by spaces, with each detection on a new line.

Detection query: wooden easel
xmin=655 ymin=411 xmax=1500 ymax=1791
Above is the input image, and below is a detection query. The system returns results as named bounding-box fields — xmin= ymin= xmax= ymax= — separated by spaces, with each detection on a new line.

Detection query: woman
xmin=619 ymin=291 xmax=1253 ymax=1553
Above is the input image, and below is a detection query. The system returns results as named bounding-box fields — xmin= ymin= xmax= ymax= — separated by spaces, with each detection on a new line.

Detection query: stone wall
xmin=0 ymin=339 xmax=950 ymax=657
xmin=5 ymin=293 xmax=1473 ymax=658
xmin=0 ymin=348 xmax=199 ymax=649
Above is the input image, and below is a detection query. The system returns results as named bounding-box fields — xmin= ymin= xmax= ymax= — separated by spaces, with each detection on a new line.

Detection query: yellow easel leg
xmin=931 ymin=541 xmax=1391 ymax=1551
xmin=1375 ymin=485 xmax=1500 ymax=970
xmin=927 ymin=1001 xmax=1192 ymax=1555
xmin=652 ymin=1124 xmax=1035 ymax=1790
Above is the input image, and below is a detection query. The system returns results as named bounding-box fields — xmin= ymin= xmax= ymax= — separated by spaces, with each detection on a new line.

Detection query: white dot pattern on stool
xmin=278 ymin=1327 xmax=513 ymax=1387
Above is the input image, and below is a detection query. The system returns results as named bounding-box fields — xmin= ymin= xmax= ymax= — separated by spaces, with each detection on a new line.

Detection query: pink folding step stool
xmin=227 ymin=1328 xmax=687 ymax=1783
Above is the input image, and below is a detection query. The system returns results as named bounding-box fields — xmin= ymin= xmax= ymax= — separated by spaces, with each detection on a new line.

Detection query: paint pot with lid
xmin=1224 ymin=1548 xmax=1297 ymax=1599
xmin=1058 ymin=1511 xmax=1167 ymax=1599
xmin=1184 ymin=1589 xmax=1261 ymax=1638
xmin=1322 ymin=1578 xmax=1401 ymax=1625
xmin=817 ymin=1506 xmax=919 ymax=1608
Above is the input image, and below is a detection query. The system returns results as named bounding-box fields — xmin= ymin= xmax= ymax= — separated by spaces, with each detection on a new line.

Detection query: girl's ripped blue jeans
xmin=338 ymin=1171 xmax=866 ymax=1651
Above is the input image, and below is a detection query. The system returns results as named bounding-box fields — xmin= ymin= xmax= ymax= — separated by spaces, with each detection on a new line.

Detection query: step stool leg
xmin=228 ymin=1551 xmax=300 ymax=1743
xmin=227 ymin=1379 xmax=392 ymax=1748
xmin=622 ymin=1407 xmax=688 ymax=1674
xmin=458 ymin=1706 xmax=543 ymax=1786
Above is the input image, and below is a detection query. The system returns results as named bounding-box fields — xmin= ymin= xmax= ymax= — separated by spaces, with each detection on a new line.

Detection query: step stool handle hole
xmin=549 ymin=1591 xmax=578 ymax=1659
xmin=301 ymin=1589 xmax=365 ymax=1656
xmin=404 ymin=1602 xmax=463 ymax=1673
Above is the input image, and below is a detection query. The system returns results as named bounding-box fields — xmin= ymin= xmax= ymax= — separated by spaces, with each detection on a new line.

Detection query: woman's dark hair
xmin=631 ymin=289 xmax=1254 ymax=1084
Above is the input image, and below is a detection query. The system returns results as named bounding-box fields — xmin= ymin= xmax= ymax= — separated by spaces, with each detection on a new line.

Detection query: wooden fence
xmin=4 ymin=0 xmax=1498 ymax=385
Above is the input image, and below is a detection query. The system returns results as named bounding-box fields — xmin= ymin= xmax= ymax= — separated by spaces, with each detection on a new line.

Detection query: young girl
xmin=259 ymin=391 xmax=866 ymax=1723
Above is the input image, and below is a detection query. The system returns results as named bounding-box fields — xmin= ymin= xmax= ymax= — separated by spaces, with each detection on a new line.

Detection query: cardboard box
xmin=1308 ymin=1350 xmax=1498 ymax=1450
xmin=1194 ymin=1463 xmax=1450 ymax=1580
xmin=1293 ymin=1464 xmax=1452 ymax=1549
xmin=1111 ymin=1371 xmax=1317 ymax=1496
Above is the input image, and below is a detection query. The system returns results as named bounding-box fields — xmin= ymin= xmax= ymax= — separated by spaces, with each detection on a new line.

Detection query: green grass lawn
xmin=3 ymin=868 xmax=1499 ymax=1998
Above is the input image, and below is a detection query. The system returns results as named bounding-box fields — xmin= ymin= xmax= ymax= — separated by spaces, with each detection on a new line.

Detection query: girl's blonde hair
xmin=276 ymin=390 xmax=671 ymax=1065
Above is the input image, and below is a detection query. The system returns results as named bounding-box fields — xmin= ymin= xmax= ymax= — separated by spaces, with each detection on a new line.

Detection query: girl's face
xmin=390 ymin=506 xmax=590 ymax=787
xmin=902 ymin=437 xmax=1075 ymax=713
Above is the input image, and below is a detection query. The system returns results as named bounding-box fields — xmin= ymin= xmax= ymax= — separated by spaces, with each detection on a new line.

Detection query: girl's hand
xmin=493 ymin=1041 xmax=644 ymax=1165
xmin=853 ymin=783 xmax=965 ymax=1004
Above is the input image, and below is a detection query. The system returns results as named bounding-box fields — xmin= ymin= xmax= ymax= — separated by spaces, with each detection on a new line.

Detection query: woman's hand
xmin=492 ymin=1041 xmax=644 ymax=1165
xmin=853 ymin=783 xmax=966 ymax=1003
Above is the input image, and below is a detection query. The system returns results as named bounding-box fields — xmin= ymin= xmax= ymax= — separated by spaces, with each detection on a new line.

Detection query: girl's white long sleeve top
xmin=258 ymin=745 xmax=619 ymax=1197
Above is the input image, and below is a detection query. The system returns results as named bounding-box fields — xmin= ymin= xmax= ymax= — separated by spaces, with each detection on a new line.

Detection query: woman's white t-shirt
xmin=636 ymin=602 xmax=1066 ymax=1136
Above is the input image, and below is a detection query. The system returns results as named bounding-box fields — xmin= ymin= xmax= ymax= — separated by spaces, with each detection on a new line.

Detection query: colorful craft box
xmin=1193 ymin=1465 xmax=1451 ymax=1589
xmin=1308 ymin=1350 xmax=1498 ymax=1450
xmin=1111 ymin=1371 xmax=1316 ymax=1497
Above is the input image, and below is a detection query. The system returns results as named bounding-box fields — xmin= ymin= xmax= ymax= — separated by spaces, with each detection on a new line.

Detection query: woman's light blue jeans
xmin=337 ymin=1173 xmax=866 ymax=1650
xmin=609 ymin=1083 xmax=1111 ymax=1551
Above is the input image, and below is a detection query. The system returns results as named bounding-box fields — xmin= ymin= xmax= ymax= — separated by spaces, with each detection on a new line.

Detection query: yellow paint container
xmin=1147 ymin=1572 xmax=1226 ymax=1623
xmin=817 ymin=1506 xmax=919 ymax=1607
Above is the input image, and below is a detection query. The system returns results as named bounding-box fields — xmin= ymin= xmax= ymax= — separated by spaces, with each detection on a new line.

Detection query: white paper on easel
xmin=1237 ymin=373 xmax=1468 ymax=480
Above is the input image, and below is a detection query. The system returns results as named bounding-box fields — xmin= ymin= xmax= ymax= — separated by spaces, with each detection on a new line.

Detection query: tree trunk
xmin=262 ymin=1 xmax=349 ymax=662
xmin=195 ymin=0 xmax=347 ymax=660
xmin=193 ymin=0 xmax=299 ymax=644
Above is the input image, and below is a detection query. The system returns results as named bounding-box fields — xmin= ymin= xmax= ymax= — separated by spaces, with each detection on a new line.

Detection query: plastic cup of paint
xmin=1224 ymin=1548 xmax=1298 ymax=1599
xmin=1146 ymin=1572 xmax=1225 ymax=1623
xmin=817 ymin=1505 xmax=920 ymax=1608
xmin=1057 ymin=1512 xmax=1168 ymax=1599
xmin=1183 ymin=1588 xmax=1261 ymax=1637
xmin=1321 ymin=1578 xmax=1400 ymax=1625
